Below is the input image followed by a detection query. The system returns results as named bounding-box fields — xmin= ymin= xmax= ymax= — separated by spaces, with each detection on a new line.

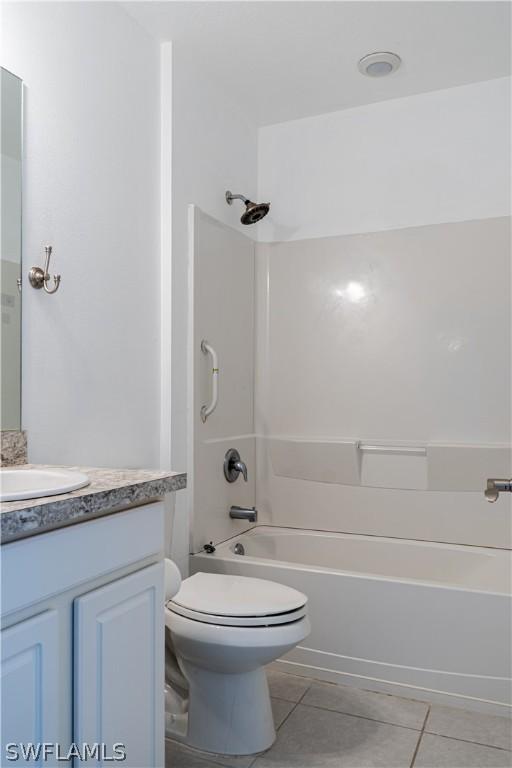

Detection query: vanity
xmin=1 ymin=467 xmax=186 ymax=767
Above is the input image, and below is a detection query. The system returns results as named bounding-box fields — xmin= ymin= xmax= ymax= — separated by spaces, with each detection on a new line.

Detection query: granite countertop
xmin=0 ymin=465 xmax=187 ymax=544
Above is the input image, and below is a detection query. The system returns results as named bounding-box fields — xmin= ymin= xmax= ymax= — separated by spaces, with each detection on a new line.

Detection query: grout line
xmin=422 ymin=731 xmax=512 ymax=753
xmin=298 ymin=684 xmax=312 ymax=704
xmin=275 ymin=700 xmax=300 ymax=732
xmin=269 ymin=694 xmax=305 ymax=704
xmin=410 ymin=705 xmax=430 ymax=768
xmin=295 ymin=700 xmax=429 ymax=733
xmin=292 ymin=682 xmax=313 ymax=709
xmin=269 ymin=687 xmax=312 ymax=707
xmin=273 ymin=682 xmax=313 ymax=731
xmin=244 ymin=689 xmax=313 ymax=768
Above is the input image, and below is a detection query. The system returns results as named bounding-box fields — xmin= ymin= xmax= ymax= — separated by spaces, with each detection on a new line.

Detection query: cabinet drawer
xmin=2 ymin=503 xmax=165 ymax=616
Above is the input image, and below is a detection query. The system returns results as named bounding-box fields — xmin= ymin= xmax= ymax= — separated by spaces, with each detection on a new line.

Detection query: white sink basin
xmin=0 ymin=468 xmax=90 ymax=502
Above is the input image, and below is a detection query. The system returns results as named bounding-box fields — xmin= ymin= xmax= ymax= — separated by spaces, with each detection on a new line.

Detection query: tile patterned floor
xmin=166 ymin=669 xmax=512 ymax=768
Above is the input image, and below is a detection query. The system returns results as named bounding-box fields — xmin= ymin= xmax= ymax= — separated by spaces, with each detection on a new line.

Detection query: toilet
xmin=163 ymin=559 xmax=310 ymax=755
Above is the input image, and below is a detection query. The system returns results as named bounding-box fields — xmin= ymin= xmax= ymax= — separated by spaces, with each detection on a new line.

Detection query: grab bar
xmin=200 ymin=340 xmax=219 ymax=422
xmin=358 ymin=443 xmax=427 ymax=456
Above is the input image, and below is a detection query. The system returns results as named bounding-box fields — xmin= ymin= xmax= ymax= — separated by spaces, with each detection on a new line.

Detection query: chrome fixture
xmin=29 ymin=245 xmax=61 ymax=294
xmin=358 ymin=52 xmax=401 ymax=77
xmin=484 ymin=478 xmax=512 ymax=502
xmin=230 ymin=506 xmax=257 ymax=522
xmin=224 ymin=448 xmax=248 ymax=483
xmin=225 ymin=191 xmax=270 ymax=225
xmin=200 ymin=340 xmax=219 ymax=422
xmin=233 ymin=542 xmax=245 ymax=555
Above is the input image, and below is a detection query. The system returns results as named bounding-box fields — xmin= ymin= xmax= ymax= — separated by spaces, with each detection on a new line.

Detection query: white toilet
xmin=164 ymin=560 xmax=310 ymax=755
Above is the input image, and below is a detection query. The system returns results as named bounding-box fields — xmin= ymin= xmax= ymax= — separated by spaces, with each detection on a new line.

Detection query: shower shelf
xmin=357 ymin=443 xmax=427 ymax=456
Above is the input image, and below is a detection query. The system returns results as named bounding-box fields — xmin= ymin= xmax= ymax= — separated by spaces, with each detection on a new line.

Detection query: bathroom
xmin=1 ymin=1 xmax=511 ymax=766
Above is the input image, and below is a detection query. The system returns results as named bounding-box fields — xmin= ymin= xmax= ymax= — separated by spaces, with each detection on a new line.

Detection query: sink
xmin=0 ymin=468 xmax=90 ymax=502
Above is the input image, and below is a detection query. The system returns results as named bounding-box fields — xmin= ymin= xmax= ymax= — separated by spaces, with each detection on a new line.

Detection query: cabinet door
xmin=1 ymin=610 xmax=61 ymax=767
xmin=74 ymin=562 xmax=164 ymax=768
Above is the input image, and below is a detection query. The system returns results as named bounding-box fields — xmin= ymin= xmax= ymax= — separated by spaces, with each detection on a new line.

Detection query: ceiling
xmin=124 ymin=1 xmax=511 ymax=126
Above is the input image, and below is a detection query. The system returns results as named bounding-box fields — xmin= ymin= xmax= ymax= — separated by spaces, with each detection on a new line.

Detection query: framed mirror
xmin=1 ymin=67 xmax=23 ymax=431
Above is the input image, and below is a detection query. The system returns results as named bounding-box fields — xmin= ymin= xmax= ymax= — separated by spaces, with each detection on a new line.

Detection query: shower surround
xmin=187 ymin=76 xmax=511 ymax=714
xmin=189 ymin=212 xmax=511 ymax=713
xmin=254 ymin=217 xmax=511 ymax=550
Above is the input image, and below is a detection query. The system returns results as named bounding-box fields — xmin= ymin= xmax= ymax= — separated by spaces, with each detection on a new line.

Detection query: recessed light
xmin=358 ymin=52 xmax=401 ymax=77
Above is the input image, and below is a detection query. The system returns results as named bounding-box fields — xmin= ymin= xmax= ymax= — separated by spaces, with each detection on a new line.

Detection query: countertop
xmin=0 ymin=465 xmax=187 ymax=544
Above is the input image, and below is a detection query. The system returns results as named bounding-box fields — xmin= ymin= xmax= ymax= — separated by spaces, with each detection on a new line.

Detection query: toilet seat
xmin=167 ymin=601 xmax=307 ymax=627
xmin=167 ymin=572 xmax=307 ymax=627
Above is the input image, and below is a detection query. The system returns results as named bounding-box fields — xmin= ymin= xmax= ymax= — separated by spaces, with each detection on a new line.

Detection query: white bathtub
xmin=191 ymin=526 xmax=512 ymax=715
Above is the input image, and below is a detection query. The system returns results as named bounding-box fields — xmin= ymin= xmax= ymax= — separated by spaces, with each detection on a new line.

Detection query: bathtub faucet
xmin=485 ymin=478 xmax=512 ymax=502
xmin=224 ymin=449 xmax=248 ymax=483
xmin=229 ymin=505 xmax=257 ymax=522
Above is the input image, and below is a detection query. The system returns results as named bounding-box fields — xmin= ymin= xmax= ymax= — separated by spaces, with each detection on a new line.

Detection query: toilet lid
xmin=169 ymin=572 xmax=307 ymax=618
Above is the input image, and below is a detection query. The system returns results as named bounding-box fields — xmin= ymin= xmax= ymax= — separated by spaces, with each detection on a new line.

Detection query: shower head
xmin=225 ymin=191 xmax=270 ymax=225
xmin=241 ymin=200 xmax=270 ymax=225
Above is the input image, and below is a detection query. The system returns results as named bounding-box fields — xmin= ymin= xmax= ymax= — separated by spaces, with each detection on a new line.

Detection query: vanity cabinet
xmin=1 ymin=610 xmax=61 ymax=764
xmin=74 ymin=563 xmax=163 ymax=767
xmin=1 ymin=502 xmax=166 ymax=767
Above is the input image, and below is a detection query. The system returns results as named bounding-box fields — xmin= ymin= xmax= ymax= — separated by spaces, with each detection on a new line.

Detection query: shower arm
xmin=225 ymin=191 xmax=249 ymax=205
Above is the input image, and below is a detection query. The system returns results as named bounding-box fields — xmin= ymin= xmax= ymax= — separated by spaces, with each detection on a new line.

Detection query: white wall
xmin=258 ymin=77 xmax=510 ymax=242
xmin=170 ymin=47 xmax=258 ymax=571
xmin=1 ymin=2 xmax=161 ymax=468
xmin=2 ymin=7 xmax=259 ymax=567
xmin=256 ymin=78 xmax=511 ymax=548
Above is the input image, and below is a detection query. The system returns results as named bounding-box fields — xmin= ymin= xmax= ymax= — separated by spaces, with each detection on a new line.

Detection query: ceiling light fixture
xmin=358 ymin=51 xmax=401 ymax=77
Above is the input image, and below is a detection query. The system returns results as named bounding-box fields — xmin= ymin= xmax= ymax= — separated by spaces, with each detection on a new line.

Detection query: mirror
xmin=1 ymin=67 xmax=22 ymax=431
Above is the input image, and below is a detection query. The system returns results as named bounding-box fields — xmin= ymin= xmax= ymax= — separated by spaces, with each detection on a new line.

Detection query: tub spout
xmin=229 ymin=505 xmax=257 ymax=522
xmin=485 ymin=478 xmax=512 ymax=502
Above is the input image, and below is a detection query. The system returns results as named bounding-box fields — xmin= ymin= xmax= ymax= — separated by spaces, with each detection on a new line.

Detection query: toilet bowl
xmin=163 ymin=561 xmax=310 ymax=756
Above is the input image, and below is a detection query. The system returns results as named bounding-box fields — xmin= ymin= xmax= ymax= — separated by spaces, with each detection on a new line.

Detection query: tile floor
xmin=166 ymin=669 xmax=512 ymax=768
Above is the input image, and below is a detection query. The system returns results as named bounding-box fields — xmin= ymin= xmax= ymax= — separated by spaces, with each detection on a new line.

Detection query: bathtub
xmin=191 ymin=526 xmax=512 ymax=715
